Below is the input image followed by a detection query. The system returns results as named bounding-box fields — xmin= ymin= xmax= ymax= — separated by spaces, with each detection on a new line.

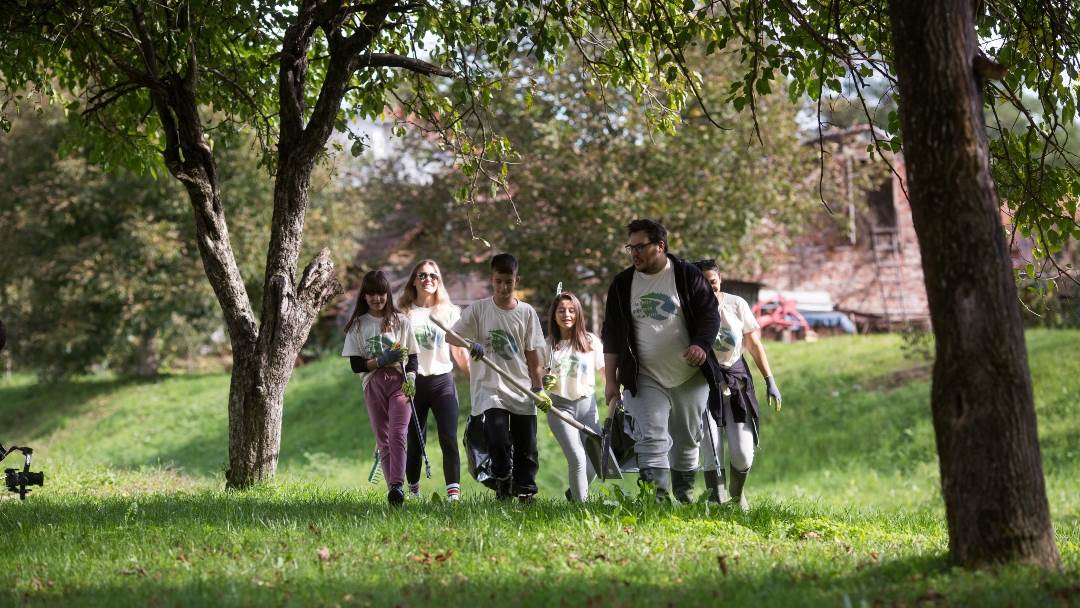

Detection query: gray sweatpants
xmin=622 ymin=373 xmax=710 ymax=471
xmin=547 ymin=393 xmax=600 ymax=501
xmin=701 ymin=394 xmax=756 ymax=472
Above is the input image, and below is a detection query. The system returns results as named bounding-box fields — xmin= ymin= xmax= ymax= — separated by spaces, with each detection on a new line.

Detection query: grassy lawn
xmin=1 ymin=330 xmax=1078 ymax=606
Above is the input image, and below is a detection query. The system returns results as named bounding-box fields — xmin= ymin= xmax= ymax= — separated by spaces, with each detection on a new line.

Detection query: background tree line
xmin=0 ymin=104 xmax=356 ymax=380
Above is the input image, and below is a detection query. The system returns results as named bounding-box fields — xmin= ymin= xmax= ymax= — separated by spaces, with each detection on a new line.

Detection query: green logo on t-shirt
xmin=714 ymin=327 xmax=738 ymax=352
xmin=366 ymin=335 xmax=394 ymax=356
xmin=488 ymin=329 xmax=520 ymax=360
xmin=558 ymin=353 xmax=586 ymax=379
xmin=415 ymin=324 xmax=442 ymax=351
xmin=633 ymin=292 xmax=678 ymax=321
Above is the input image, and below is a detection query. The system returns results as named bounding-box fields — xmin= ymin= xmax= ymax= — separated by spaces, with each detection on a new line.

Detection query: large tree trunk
xmin=888 ymin=0 xmax=1060 ymax=568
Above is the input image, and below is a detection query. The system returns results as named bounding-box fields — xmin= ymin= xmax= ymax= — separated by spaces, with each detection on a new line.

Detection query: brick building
xmin=753 ymin=125 xmax=931 ymax=332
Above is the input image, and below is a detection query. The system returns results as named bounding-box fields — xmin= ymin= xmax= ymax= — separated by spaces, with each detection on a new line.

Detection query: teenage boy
xmin=449 ymin=253 xmax=551 ymax=501
xmin=601 ymin=219 xmax=722 ymax=503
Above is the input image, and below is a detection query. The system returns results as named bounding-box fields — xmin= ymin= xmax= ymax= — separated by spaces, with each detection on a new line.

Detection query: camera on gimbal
xmin=1 ymin=444 xmax=44 ymax=500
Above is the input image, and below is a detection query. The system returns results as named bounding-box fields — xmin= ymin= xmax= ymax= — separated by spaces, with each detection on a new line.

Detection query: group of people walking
xmin=342 ymin=218 xmax=782 ymax=508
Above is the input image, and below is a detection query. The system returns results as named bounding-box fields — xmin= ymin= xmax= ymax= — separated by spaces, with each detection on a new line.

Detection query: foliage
xmin=0 ymin=106 xmax=352 ymax=379
xmin=358 ymin=54 xmax=815 ymax=299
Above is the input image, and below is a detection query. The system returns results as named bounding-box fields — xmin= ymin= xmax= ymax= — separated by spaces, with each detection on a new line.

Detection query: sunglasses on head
xmin=417 ymin=272 xmax=440 ymax=281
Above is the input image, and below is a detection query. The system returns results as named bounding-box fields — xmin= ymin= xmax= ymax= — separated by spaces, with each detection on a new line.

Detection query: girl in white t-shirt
xmin=693 ymin=259 xmax=782 ymax=512
xmin=398 ymin=259 xmax=470 ymax=501
xmin=341 ymin=270 xmax=419 ymax=506
xmin=544 ymin=291 xmax=605 ymax=502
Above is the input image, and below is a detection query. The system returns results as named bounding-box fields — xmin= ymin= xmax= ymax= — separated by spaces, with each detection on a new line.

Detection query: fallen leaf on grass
xmin=799 ymin=530 xmax=823 ymax=541
xmin=718 ymin=555 xmax=729 ymax=576
xmin=308 ymin=523 xmax=321 ymax=536
xmin=317 ymin=547 xmax=331 ymax=561
xmin=410 ymin=549 xmax=453 ymax=566
xmin=29 ymin=577 xmax=55 ymax=590
xmin=119 ymin=567 xmax=148 ymax=577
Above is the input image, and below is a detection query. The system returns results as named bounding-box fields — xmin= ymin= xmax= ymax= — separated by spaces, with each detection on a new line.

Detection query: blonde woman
xmin=399 ymin=260 xmax=470 ymax=501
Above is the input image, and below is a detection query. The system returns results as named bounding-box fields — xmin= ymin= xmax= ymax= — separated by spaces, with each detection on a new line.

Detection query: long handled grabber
xmin=368 ymin=449 xmax=383 ymax=484
xmin=429 ymin=316 xmax=623 ymax=480
xmin=401 ymin=361 xmax=433 ymax=480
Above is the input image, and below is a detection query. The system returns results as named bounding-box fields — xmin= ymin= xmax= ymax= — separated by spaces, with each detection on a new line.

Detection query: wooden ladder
xmin=871 ymin=226 xmax=909 ymax=327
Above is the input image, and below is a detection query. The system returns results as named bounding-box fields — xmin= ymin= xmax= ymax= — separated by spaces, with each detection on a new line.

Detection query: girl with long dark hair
xmin=342 ymin=270 xmax=419 ymax=506
xmin=544 ymin=291 xmax=605 ymax=502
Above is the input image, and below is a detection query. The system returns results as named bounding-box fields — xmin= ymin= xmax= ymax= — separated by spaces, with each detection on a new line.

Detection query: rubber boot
xmin=728 ymin=466 xmax=750 ymax=512
xmin=672 ymin=469 xmax=696 ymax=504
xmin=638 ymin=467 xmax=672 ymax=503
xmin=704 ymin=469 xmax=730 ymax=504
xmin=495 ymin=476 xmax=513 ymax=501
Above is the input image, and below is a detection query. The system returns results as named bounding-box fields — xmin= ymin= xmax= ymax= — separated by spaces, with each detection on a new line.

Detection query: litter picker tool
xmin=429 ymin=315 xmax=622 ymax=480
xmin=401 ymin=361 xmax=433 ymax=480
xmin=368 ymin=449 xmax=383 ymax=484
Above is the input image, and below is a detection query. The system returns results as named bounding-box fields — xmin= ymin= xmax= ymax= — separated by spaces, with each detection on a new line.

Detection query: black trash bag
xmin=463 ymin=414 xmax=498 ymax=490
xmin=601 ymin=403 xmax=638 ymax=475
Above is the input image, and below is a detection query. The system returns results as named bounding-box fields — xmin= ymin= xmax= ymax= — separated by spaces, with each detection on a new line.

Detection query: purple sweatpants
xmin=364 ymin=367 xmax=412 ymax=487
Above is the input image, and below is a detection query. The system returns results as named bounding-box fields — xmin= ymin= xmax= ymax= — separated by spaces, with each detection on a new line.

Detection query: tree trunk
xmin=134 ymin=330 xmax=160 ymax=378
xmin=888 ymin=0 xmax=1060 ymax=568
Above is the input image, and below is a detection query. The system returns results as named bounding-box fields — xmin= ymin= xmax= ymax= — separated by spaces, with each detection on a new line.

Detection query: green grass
xmin=2 ymin=330 xmax=1079 ymax=606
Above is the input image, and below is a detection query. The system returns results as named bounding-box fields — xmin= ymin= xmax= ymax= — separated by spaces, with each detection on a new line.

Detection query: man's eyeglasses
xmin=417 ymin=272 xmax=440 ymax=281
xmin=624 ymin=241 xmax=656 ymax=255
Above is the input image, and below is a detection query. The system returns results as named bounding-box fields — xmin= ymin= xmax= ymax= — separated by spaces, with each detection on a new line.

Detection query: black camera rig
xmin=0 ymin=443 xmax=44 ymax=500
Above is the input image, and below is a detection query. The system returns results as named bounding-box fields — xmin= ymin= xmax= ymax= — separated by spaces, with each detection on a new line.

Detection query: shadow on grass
xmin=0 ymin=374 xmax=190 ymax=444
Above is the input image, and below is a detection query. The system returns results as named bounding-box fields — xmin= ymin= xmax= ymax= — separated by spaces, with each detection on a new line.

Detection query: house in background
xmin=750 ymin=125 xmax=931 ymax=334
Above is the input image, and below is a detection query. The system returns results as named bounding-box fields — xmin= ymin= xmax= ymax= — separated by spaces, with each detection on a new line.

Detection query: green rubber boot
xmin=672 ymin=469 xmax=697 ymax=504
xmin=638 ymin=467 xmax=672 ymax=504
xmin=728 ymin=466 xmax=750 ymax=512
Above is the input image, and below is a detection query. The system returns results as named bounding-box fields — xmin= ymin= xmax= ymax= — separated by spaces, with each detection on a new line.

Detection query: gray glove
xmin=375 ymin=346 xmax=405 ymax=368
xmin=765 ymin=376 xmax=782 ymax=412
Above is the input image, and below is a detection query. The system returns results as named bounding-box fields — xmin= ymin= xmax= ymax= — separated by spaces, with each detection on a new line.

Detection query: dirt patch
xmin=865 ymin=365 xmax=931 ymax=391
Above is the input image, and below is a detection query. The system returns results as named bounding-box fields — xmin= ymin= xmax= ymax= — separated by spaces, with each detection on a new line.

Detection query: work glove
xmin=765 ymin=376 xmax=782 ymax=412
xmin=542 ymin=373 xmax=557 ymax=392
xmin=531 ymin=387 xmax=553 ymax=413
xmin=375 ymin=345 xmax=405 ymax=368
xmin=468 ymin=342 xmax=485 ymax=361
xmin=402 ymin=372 xmax=417 ymax=398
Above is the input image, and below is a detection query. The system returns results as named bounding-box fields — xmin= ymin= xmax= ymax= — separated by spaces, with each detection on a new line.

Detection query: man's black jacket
xmin=601 ymin=254 xmax=722 ymax=406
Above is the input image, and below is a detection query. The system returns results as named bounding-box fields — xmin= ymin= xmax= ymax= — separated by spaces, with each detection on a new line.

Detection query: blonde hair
xmin=399 ymin=259 xmax=455 ymax=316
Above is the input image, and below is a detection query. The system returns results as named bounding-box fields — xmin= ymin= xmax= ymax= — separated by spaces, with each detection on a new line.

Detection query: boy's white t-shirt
xmin=340 ymin=312 xmax=419 ymax=389
xmin=630 ymin=260 xmax=696 ymax=388
xmin=452 ymin=297 xmax=545 ymax=415
xmin=406 ymin=304 xmax=461 ymax=376
xmin=544 ymin=332 xmax=605 ymax=401
xmin=712 ymin=292 xmax=761 ymax=369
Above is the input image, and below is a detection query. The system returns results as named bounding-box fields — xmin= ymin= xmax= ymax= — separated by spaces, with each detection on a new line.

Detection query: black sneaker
xmin=388 ymin=484 xmax=405 ymax=507
xmin=565 ymin=488 xmax=573 ymax=502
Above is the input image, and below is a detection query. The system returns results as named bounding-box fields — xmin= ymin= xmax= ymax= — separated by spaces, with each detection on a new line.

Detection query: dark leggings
xmin=406 ymin=372 xmax=461 ymax=486
xmin=484 ymin=409 xmax=539 ymax=496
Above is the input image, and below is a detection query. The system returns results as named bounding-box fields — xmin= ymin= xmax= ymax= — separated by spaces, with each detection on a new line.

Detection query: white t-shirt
xmin=543 ymin=332 xmax=605 ymax=401
xmin=340 ymin=312 xmax=419 ymax=389
xmin=713 ymin=292 xmax=761 ymax=368
xmin=406 ymin=304 xmax=461 ymax=376
xmin=452 ymin=297 xmax=545 ymax=415
xmin=631 ymin=260 xmax=697 ymax=388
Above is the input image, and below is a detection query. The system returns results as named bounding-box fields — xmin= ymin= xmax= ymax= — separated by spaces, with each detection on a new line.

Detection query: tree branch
xmin=355 ymin=53 xmax=454 ymax=77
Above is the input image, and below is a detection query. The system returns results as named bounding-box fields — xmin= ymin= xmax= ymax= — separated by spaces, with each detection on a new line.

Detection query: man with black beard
xmin=601 ymin=219 xmax=722 ymax=503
